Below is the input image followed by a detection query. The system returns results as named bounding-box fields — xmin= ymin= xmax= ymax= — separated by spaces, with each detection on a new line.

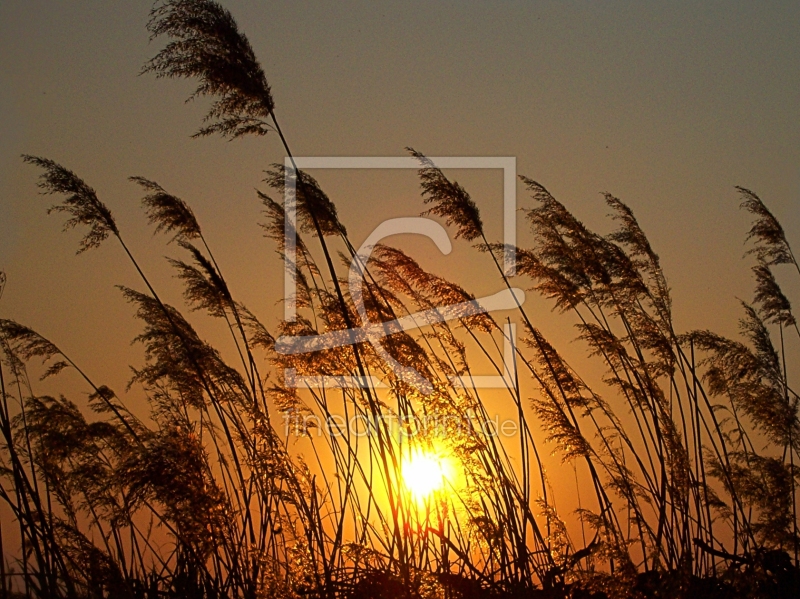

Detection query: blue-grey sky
xmin=1 ymin=0 xmax=799 ymax=393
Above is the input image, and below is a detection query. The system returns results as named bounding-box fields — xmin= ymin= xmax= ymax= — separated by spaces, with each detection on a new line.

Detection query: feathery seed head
xmin=131 ymin=176 xmax=201 ymax=242
xmin=144 ymin=0 xmax=275 ymax=139
xmin=23 ymin=155 xmax=118 ymax=253
xmin=265 ymin=166 xmax=345 ymax=237
xmin=738 ymin=186 xmax=794 ymax=266
xmin=753 ymin=262 xmax=795 ymax=327
xmin=408 ymin=148 xmax=483 ymax=241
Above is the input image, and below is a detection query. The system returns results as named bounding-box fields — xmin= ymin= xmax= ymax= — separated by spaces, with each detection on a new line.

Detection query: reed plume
xmin=143 ymin=0 xmax=276 ymax=139
xmin=131 ymin=176 xmax=202 ymax=242
xmin=408 ymin=147 xmax=483 ymax=242
xmin=21 ymin=155 xmax=118 ymax=254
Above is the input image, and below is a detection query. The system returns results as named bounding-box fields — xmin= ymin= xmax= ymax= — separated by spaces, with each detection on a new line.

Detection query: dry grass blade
xmin=143 ymin=0 xmax=275 ymax=139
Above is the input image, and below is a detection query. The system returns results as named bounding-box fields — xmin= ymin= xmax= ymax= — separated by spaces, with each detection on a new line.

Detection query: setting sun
xmin=401 ymin=449 xmax=452 ymax=500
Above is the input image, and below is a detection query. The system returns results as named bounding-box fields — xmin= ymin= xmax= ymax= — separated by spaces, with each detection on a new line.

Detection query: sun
xmin=401 ymin=448 xmax=452 ymax=500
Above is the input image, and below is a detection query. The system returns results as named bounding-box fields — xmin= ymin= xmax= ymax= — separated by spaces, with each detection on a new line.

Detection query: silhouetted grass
xmin=1 ymin=1 xmax=798 ymax=598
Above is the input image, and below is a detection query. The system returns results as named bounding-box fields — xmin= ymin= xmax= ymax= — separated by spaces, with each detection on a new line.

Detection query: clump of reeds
xmin=1 ymin=2 xmax=798 ymax=598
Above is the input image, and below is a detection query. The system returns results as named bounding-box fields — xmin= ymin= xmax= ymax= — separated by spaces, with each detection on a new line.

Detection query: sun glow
xmin=401 ymin=448 xmax=452 ymax=500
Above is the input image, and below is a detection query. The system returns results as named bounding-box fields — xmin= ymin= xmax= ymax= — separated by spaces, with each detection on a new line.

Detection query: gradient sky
xmin=1 ymin=0 xmax=799 ymax=412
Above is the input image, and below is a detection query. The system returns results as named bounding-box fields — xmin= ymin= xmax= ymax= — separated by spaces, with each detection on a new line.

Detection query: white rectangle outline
xmin=283 ymin=156 xmax=517 ymax=389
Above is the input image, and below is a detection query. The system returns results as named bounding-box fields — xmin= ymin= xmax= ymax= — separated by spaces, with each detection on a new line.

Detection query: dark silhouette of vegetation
xmin=1 ymin=1 xmax=798 ymax=597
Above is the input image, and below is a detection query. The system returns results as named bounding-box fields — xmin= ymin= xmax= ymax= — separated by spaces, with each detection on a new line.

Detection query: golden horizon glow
xmin=401 ymin=448 xmax=453 ymax=501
